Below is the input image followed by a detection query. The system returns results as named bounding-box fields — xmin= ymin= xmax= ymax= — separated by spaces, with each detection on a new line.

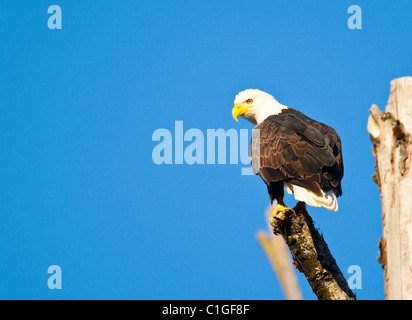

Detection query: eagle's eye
xmin=246 ymin=99 xmax=253 ymax=104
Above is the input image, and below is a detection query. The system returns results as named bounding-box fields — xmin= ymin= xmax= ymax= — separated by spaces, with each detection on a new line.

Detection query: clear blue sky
xmin=1 ymin=1 xmax=411 ymax=300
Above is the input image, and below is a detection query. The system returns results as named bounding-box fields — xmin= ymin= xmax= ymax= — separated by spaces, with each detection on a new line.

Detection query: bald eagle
xmin=232 ymin=89 xmax=343 ymax=215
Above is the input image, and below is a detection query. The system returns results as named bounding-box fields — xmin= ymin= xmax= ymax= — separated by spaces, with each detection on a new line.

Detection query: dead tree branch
xmin=257 ymin=207 xmax=303 ymax=300
xmin=271 ymin=202 xmax=356 ymax=300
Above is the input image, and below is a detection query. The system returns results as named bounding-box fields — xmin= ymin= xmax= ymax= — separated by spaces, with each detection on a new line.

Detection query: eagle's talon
xmin=272 ymin=204 xmax=292 ymax=217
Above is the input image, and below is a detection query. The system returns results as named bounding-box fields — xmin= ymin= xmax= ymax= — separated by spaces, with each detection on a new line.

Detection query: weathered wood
xmin=367 ymin=76 xmax=412 ymax=299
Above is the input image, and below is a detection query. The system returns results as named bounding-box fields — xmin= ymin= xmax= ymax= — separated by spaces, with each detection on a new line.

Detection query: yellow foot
xmin=272 ymin=204 xmax=292 ymax=217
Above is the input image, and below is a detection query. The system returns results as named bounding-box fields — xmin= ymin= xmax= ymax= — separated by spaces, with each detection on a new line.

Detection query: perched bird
xmin=232 ymin=89 xmax=344 ymax=215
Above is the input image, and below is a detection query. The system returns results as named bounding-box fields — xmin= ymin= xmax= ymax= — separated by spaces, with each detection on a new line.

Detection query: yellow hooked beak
xmin=232 ymin=104 xmax=253 ymax=122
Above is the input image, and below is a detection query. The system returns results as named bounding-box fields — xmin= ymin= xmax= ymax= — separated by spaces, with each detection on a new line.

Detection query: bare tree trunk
xmin=367 ymin=76 xmax=412 ymax=300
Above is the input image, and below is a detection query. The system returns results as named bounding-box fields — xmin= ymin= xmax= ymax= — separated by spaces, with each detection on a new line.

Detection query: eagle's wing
xmin=251 ymin=112 xmax=343 ymax=197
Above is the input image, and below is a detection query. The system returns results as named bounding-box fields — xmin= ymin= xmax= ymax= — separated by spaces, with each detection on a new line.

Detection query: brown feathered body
xmin=251 ymin=108 xmax=343 ymax=210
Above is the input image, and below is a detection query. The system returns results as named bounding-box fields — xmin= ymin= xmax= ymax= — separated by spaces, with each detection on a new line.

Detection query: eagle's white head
xmin=232 ymin=89 xmax=288 ymax=125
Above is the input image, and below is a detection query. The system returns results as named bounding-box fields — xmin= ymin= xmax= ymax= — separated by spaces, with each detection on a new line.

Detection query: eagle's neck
xmin=254 ymin=101 xmax=288 ymax=125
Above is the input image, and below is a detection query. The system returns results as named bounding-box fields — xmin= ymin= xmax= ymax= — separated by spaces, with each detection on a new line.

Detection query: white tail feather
xmin=284 ymin=183 xmax=338 ymax=211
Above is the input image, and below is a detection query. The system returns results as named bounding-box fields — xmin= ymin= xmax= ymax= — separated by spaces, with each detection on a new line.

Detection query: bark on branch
xmin=271 ymin=202 xmax=356 ymax=300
